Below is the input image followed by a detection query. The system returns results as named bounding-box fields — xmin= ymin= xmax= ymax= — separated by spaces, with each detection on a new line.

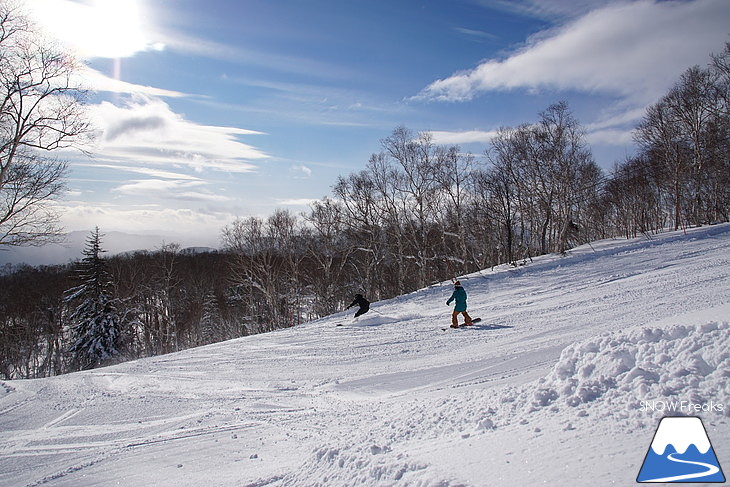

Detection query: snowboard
xmin=442 ymin=317 xmax=481 ymax=330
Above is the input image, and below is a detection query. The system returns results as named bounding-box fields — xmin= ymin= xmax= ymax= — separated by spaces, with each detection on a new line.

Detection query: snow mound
xmin=502 ymin=321 xmax=730 ymax=429
xmin=272 ymin=321 xmax=729 ymax=487
xmin=362 ymin=319 xmax=730 ymax=443
xmin=277 ymin=445 xmax=439 ymax=487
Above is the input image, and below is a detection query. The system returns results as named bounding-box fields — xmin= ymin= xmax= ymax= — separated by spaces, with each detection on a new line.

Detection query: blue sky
xmin=24 ymin=0 xmax=730 ymax=247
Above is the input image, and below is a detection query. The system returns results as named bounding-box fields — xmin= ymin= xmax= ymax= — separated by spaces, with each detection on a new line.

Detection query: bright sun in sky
xmin=29 ymin=0 xmax=158 ymax=59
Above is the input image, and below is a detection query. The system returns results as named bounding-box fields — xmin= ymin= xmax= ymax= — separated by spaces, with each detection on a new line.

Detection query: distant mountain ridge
xmin=0 ymin=230 xmax=219 ymax=267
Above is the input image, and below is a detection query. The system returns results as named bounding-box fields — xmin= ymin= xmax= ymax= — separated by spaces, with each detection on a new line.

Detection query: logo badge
xmin=637 ymin=416 xmax=725 ymax=483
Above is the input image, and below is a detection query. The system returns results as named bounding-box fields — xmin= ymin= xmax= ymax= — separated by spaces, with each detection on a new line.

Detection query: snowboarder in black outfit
xmin=347 ymin=294 xmax=370 ymax=318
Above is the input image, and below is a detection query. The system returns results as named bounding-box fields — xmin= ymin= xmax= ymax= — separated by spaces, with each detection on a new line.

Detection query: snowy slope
xmin=0 ymin=224 xmax=728 ymax=487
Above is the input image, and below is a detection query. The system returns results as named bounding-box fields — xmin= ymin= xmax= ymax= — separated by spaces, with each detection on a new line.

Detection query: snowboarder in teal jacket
xmin=446 ymin=281 xmax=473 ymax=328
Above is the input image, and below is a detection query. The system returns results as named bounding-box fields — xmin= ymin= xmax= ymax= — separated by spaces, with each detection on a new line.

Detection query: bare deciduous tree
xmin=482 ymin=126 xmax=521 ymax=264
xmin=0 ymin=3 xmax=90 ymax=247
xmin=635 ymin=52 xmax=729 ymax=229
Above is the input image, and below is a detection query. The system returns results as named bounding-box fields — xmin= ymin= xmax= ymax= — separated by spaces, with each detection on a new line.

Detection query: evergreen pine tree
xmin=65 ymin=228 xmax=125 ymax=370
xmin=200 ymin=290 xmax=221 ymax=345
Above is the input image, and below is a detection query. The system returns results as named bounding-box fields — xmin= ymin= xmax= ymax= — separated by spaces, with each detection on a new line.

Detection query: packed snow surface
xmin=1 ymin=224 xmax=728 ymax=486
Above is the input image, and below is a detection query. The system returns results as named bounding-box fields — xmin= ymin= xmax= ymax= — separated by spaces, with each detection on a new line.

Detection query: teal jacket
xmin=447 ymin=285 xmax=467 ymax=312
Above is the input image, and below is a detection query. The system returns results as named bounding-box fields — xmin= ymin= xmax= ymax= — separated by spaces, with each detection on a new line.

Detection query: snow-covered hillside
xmin=1 ymin=225 xmax=728 ymax=487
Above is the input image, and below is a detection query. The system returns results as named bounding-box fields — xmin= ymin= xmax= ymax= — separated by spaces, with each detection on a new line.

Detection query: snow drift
xmin=0 ymin=224 xmax=728 ymax=486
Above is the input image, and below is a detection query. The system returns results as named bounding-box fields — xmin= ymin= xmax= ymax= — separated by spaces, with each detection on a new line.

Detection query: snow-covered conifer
xmin=64 ymin=228 xmax=125 ymax=370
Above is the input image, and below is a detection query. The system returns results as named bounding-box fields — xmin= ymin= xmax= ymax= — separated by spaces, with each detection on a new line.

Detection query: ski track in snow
xmin=0 ymin=224 xmax=728 ymax=486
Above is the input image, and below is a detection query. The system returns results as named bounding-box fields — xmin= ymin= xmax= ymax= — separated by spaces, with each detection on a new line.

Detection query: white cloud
xmin=78 ymin=67 xmax=187 ymax=98
xmin=112 ymin=179 xmax=231 ymax=203
xmin=454 ymin=27 xmax=497 ymax=41
xmin=112 ymin=179 xmax=197 ymax=195
xmin=430 ymin=122 xmax=635 ymax=150
xmin=78 ymin=163 xmax=201 ymax=181
xmin=585 ymin=106 xmax=649 ymax=132
xmin=289 ymin=165 xmax=313 ymax=179
xmin=156 ymin=28 xmax=354 ymax=82
xmin=429 ymin=130 xmax=499 ymax=145
xmin=586 ymin=127 xmax=635 ymax=146
xmin=58 ymin=202 xmax=231 ymax=239
xmin=89 ymin=97 xmax=268 ymax=172
xmin=480 ymin=0 xmax=617 ymax=21
xmin=584 ymin=106 xmax=647 ymax=146
xmin=417 ymin=0 xmax=730 ymax=105
xmin=277 ymin=198 xmax=319 ymax=207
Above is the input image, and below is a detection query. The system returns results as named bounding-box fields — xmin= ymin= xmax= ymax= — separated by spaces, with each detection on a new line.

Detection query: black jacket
xmin=348 ymin=294 xmax=369 ymax=310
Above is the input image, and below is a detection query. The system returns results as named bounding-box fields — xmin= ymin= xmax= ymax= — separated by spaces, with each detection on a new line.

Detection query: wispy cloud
xmin=78 ymin=67 xmax=187 ymax=98
xmin=104 ymin=115 xmax=166 ymax=142
xmin=89 ymin=97 xmax=268 ymax=173
xmin=474 ymin=0 xmax=617 ymax=21
xmin=453 ymin=27 xmax=497 ymax=41
xmin=57 ymin=201 xmax=232 ymax=238
xmin=156 ymin=26 xmax=354 ymax=82
xmin=585 ymin=127 xmax=634 ymax=146
xmin=416 ymin=0 xmax=730 ymax=105
xmin=210 ymin=75 xmax=408 ymax=128
xmin=429 ymin=130 xmax=499 ymax=145
xmin=583 ymin=106 xmax=648 ymax=146
xmin=288 ymin=165 xmax=313 ymax=179
xmin=77 ymin=163 xmax=202 ymax=181
xmin=112 ymin=179 xmax=231 ymax=202
xmin=430 ymin=123 xmax=635 ymax=149
xmin=277 ymin=198 xmax=319 ymax=207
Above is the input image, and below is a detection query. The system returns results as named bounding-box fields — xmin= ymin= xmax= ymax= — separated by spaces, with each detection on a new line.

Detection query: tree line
xmin=1 ymin=41 xmax=727 ymax=378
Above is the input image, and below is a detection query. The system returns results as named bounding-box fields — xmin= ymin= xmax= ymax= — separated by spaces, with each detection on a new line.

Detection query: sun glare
xmin=87 ymin=0 xmax=149 ymax=58
xmin=29 ymin=0 xmax=158 ymax=59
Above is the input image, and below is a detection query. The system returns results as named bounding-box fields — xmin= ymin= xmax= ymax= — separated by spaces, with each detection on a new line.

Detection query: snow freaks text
xmin=639 ymin=400 xmax=725 ymax=413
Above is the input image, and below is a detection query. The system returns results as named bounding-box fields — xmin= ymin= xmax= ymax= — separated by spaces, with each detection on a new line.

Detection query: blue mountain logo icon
xmin=637 ymin=416 xmax=725 ymax=483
